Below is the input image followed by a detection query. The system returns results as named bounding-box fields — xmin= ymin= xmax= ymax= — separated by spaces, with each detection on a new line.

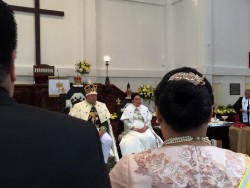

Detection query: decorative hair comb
xmin=168 ymin=72 xmax=205 ymax=86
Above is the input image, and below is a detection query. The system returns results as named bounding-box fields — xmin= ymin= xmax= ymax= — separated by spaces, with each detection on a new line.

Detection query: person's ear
xmin=155 ymin=106 xmax=162 ymax=124
xmin=207 ymin=109 xmax=213 ymax=123
xmin=10 ymin=50 xmax=16 ymax=82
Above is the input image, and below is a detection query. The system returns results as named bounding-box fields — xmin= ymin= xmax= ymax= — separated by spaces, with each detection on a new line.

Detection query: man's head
xmin=0 ymin=1 xmax=17 ymax=95
xmin=244 ymin=89 xmax=250 ymax=99
xmin=84 ymin=84 xmax=98 ymax=105
xmin=86 ymin=93 xmax=97 ymax=105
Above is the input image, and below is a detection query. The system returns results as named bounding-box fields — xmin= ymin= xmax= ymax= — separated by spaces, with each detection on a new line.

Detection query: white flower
xmin=75 ymin=59 xmax=91 ymax=75
xmin=137 ymin=84 xmax=154 ymax=99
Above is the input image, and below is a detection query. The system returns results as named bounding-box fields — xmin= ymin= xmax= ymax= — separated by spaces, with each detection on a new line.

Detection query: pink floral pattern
xmin=131 ymin=146 xmax=247 ymax=188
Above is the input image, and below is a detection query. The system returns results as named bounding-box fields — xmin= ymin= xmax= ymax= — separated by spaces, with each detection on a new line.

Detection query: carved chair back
xmin=33 ymin=64 xmax=54 ymax=84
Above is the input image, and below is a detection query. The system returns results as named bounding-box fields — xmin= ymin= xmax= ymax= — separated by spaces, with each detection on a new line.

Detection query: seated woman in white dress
xmin=119 ymin=93 xmax=163 ymax=156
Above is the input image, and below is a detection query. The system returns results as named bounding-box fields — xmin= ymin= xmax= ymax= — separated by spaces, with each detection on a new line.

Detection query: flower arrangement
xmin=75 ymin=59 xmax=91 ymax=75
xmin=137 ymin=84 xmax=154 ymax=100
xmin=213 ymin=104 xmax=236 ymax=115
xmin=152 ymin=111 xmax=156 ymax=117
xmin=110 ymin=112 xmax=118 ymax=120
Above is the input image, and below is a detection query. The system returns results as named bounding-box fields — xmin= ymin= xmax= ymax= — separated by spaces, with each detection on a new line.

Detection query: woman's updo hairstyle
xmin=154 ymin=67 xmax=214 ymax=132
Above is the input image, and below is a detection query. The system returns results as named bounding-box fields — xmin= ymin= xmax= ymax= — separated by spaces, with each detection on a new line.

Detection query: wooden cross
xmin=10 ymin=0 xmax=64 ymax=65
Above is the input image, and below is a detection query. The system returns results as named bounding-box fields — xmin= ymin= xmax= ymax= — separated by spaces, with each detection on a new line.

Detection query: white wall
xmin=5 ymin=0 xmax=250 ymax=99
xmin=5 ymin=0 xmax=85 ymax=78
xmin=212 ymin=0 xmax=249 ymax=71
xmin=170 ymin=0 xmax=205 ymax=68
xmin=211 ymin=0 xmax=250 ymax=105
xmin=95 ymin=0 xmax=167 ymax=91
xmin=167 ymin=0 xmax=250 ymax=106
xmin=5 ymin=0 xmax=167 ymax=92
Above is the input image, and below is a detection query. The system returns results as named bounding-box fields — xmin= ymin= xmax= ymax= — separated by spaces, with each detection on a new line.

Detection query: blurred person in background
xmin=0 ymin=1 xmax=111 ymax=187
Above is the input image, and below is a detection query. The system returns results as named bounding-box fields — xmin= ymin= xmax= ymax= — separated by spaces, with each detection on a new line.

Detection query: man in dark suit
xmin=233 ymin=89 xmax=250 ymax=124
xmin=0 ymin=1 xmax=111 ymax=187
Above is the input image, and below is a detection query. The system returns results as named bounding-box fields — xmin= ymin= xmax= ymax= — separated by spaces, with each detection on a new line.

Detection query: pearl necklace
xmin=162 ymin=136 xmax=211 ymax=146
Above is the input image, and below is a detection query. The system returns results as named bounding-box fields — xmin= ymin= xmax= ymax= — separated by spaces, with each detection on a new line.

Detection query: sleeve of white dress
xmin=123 ymin=119 xmax=133 ymax=130
xmin=110 ymin=156 xmax=129 ymax=188
xmin=121 ymin=107 xmax=134 ymax=129
xmin=120 ymin=107 xmax=129 ymax=120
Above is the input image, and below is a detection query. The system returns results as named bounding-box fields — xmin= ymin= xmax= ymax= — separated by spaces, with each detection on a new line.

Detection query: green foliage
xmin=213 ymin=104 xmax=236 ymax=115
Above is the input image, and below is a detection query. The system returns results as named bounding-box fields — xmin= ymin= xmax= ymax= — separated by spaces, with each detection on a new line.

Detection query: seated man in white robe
xmin=69 ymin=84 xmax=119 ymax=163
xmin=120 ymin=93 xmax=163 ymax=156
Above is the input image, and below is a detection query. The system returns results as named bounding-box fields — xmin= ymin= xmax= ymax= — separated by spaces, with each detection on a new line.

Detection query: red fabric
xmin=233 ymin=115 xmax=239 ymax=123
xmin=233 ymin=123 xmax=246 ymax=127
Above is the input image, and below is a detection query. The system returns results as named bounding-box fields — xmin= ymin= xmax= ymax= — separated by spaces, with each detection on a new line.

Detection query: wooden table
xmin=229 ymin=126 xmax=250 ymax=156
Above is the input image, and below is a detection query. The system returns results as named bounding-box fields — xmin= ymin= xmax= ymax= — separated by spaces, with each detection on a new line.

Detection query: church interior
xmin=5 ymin=0 xmax=250 ymax=165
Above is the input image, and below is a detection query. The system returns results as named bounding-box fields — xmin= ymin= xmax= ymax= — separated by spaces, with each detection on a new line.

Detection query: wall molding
xmin=166 ymin=0 xmax=183 ymax=5
xmin=112 ymin=0 xmax=166 ymax=6
xmin=202 ymin=65 xmax=250 ymax=76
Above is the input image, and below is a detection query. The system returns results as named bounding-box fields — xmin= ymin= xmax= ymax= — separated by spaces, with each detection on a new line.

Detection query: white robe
xmin=69 ymin=100 xmax=119 ymax=163
xmin=242 ymin=97 xmax=250 ymax=123
xmin=120 ymin=104 xmax=163 ymax=156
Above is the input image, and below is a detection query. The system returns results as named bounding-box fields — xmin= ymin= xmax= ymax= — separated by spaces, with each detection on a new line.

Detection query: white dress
xmin=119 ymin=104 xmax=163 ymax=156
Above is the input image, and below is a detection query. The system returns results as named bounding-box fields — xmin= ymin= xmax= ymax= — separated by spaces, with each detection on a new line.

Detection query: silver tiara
xmin=168 ymin=72 xmax=205 ymax=86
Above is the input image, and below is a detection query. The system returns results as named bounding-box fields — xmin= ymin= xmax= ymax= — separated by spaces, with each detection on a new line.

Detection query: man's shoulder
xmin=71 ymin=100 xmax=89 ymax=109
xmin=236 ymin=97 xmax=244 ymax=103
xmin=96 ymin=101 xmax=107 ymax=107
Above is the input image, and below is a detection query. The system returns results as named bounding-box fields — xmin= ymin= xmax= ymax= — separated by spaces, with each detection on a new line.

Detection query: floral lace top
xmin=110 ymin=146 xmax=248 ymax=188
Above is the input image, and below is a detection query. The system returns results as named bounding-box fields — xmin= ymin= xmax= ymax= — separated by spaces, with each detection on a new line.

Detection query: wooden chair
xmin=115 ymin=83 xmax=133 ymax=157
xmin=116 ymin=97 xmax=132 ymax=157
xmin=60 ymin=86 xmax=86 ymax=114
xmin=33 ymin=64 xmax=55 ymax=84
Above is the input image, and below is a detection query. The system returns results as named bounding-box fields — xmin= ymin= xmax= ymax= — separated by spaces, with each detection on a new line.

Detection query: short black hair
xmin=155 ymin=67 xmax=214 ymax=132
xmin=0 ymin=0 xmax=17 ymax=81
xmin=131 ymin=92 xmax=140 ymax=101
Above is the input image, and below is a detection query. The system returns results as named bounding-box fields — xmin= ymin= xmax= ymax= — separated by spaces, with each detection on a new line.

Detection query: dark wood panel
xmin=13 ymin=85 xmax=35 ymax=106
xmin=14 ymin=83 xmax=127 ymax=112
xmin=13 ymin=84 xmax=60 ymax=111
xmin=13 ymin=83 xmax=127 ymax=139
xmin=96 ymin=84 xmax=126 ymax=113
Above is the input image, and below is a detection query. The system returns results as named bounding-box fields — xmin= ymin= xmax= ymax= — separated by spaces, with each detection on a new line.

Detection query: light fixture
xmin=104 ymin=56 xmax=110 ymax=62
xmin=104 ymin=56 xmax=110 ymax=85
